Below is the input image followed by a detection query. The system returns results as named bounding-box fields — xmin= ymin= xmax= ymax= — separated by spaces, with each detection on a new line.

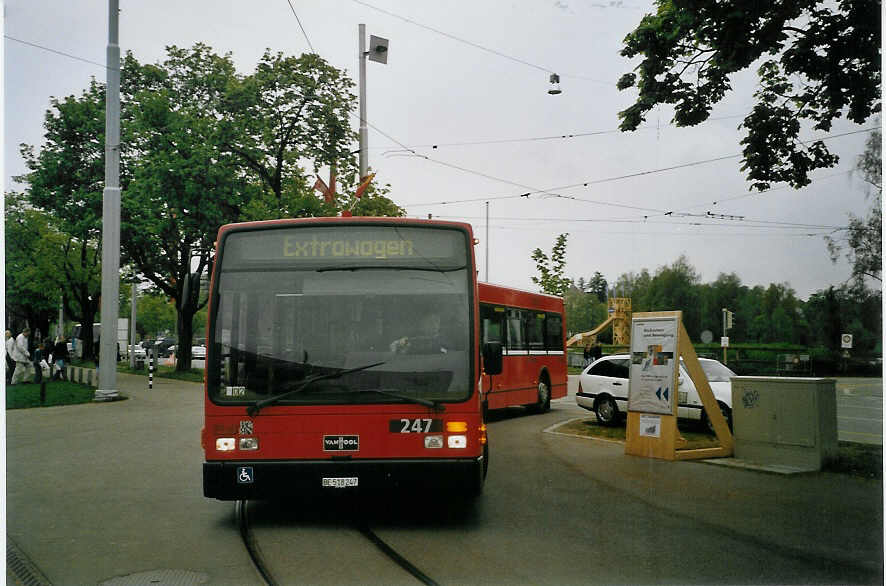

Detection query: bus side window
xmin=525 ymin=310 xmax=545 ymax=351
xmin=544 ymin=313 xmax=563 ymax=351
xmin=480 ymin=304 xmax=504 ymax=344
xmin=506 ymin=308 xmax=526 ymax=352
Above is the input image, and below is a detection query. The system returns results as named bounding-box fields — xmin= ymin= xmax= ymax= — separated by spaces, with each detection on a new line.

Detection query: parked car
xmin=576 ymin=354 xmax=734 ymax=431
xmin=167 ymin=345 xmax=206 ymax=360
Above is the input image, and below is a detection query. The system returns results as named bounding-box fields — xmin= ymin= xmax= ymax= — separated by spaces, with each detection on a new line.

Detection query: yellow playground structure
xmin=566 ymin=298 xmax=632 ymax=348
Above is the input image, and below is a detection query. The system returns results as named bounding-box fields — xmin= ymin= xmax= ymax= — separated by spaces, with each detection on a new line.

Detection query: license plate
xmin=322 ymin=477 xmax=358 ymax=488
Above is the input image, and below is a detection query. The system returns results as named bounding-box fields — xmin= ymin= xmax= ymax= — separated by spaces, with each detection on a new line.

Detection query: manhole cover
xmin=100 ymin=569 xmax=209 ymax=585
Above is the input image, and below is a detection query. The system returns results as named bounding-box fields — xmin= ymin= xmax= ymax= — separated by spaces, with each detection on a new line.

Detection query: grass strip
xmin=6 ymin=380 xmax=104 ymax=409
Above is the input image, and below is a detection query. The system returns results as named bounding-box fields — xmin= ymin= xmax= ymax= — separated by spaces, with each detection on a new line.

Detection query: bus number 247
xmin=391 ymin=418 xmax=442 ymax=434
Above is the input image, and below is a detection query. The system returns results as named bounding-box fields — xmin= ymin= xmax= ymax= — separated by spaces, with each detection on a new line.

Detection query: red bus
xmin=202 ymin=217 xmax=498 ymax=500
xmin=478 ymin=282 xmax=567 ymax=412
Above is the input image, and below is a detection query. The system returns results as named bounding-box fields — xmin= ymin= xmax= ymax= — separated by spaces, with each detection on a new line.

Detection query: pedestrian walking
xmin=33 ymin=342 xmax=46 ymax=384
xmin=5 ymin=330 xmax=15 ymax=384
xmin=10 ymin=327 xmax=34 ymax=385
xmin=590 ymin=343 xmax=603 ymax=362
xmin=583 ymin=344 xmax=591 ymax=366
xmin=52 ymin=336 xmax=69 ymax=380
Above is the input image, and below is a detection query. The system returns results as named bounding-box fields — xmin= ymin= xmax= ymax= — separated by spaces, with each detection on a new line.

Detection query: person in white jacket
xmin=5 ymin=330 xmax=15 ymax=384
xmin=10 ymin=327 xmax=34 ymax=385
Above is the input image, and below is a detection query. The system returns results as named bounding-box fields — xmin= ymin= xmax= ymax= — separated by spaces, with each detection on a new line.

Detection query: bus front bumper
xmin=203 ymin=457 xmax=484 ymax=501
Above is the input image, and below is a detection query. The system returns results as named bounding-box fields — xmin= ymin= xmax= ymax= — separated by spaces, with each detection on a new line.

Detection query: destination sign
xmin=283 ymin=236 xmax=415 ymax=259
xmin=222 ymin=225 xmax=467 ymax=268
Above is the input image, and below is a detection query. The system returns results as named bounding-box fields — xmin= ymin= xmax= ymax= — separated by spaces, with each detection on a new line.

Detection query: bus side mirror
xmin=483 ymin=342 xmax=503 ymax=375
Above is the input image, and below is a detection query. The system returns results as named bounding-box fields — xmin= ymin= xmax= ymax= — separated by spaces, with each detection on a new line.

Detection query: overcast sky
xmin=4 ymin=0 xmax=879 ymax=301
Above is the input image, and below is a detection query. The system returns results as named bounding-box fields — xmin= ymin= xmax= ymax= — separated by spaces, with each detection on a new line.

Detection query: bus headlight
xmin=216 ymin=438 xmax=235 ymax=451
xmin=447 ymin=435 xmax=467 ymax=449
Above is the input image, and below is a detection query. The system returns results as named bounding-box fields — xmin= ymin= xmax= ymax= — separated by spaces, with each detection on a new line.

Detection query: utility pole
xmin=96 ymin=0 xmax=121 ymax=401
xmin=358 ymin=24 xmax=368 ymax=179
xmin=358 ymin=25 xmax=388 ymax=180
xmin=485 ymin=201 xmax=489 ymax=282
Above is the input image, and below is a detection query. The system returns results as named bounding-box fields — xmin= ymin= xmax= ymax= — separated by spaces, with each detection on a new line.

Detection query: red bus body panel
xmin=478 ymin=282 xmax=567 ymax=410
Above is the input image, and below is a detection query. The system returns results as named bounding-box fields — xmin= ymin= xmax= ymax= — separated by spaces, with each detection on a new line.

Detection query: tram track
xmin=236 ymin=499 xmax=439 ymax=586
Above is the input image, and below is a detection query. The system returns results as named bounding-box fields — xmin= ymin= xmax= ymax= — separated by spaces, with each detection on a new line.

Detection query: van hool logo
xmin=323 ymin=435 xmax=359 ymax=451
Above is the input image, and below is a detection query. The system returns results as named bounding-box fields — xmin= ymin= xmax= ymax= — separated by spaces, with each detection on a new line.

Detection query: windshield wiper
xmin=349 ymin=388 xmax=446 ymax=412
xmin=246 ymin=361 xmax=386 ymax=417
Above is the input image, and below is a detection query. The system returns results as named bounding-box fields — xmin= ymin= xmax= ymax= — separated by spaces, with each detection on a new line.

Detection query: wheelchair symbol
xmin=237 ymin=467 xmax=254 ymax=484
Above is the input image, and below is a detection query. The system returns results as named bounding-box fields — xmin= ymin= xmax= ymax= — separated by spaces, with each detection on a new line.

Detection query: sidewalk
xmin=6 ymin=373 xmax=259 ymax=585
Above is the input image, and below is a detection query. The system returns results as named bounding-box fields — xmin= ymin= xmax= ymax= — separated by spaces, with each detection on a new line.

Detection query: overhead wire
xmin=404 ymin=126 xmax=877 ymax=210
xmin=5 ymin=34 xmax=113 ymax=70
xmin=350 ymin=0 xmax=613 ymax=85
xmin=377 ymin=114 xmax=747 ymax=152
xmin=285 ymin=0 xmax=316 ymax=54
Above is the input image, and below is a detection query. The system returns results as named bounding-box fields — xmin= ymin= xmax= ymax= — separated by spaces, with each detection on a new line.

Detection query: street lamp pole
xmin=358 ymin=25 xmax=388 ymax=181
xmin=96 ymin=0 xmax=121 ymax=401
xmin=358 ymin=23 xmax=368 ymax=179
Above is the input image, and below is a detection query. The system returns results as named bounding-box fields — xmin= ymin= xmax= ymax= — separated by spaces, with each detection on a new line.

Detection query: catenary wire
xmin=285 ymin=0 xmax=316 ymax=54
xmin=5 ymin=34 xmax=114 ymax=70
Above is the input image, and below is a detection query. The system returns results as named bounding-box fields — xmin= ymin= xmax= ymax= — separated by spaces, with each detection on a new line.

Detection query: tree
xmin=121 ymin=45 xmax=249 ymax=370
xmin=617 ymin=0 xmax=881 ymax=190
xmin=531 ymin=233 xmax=570 ymax=296
xmin=827 ymin=125 xmax=881 ymax=287
xmin=645 ymin=255 xmax=702 ymax=335
xmin=4 ymin=193 xmax=69 ymax=339
xmin=134 ymin=291 xmax=178 ymax=339
xmin=220 ymin=50 xmax=358 ymax=213
xmin=587 ymin=272 xmax=609 ymax=303
xmin=17 ymin=80 xmax=109 ymax=360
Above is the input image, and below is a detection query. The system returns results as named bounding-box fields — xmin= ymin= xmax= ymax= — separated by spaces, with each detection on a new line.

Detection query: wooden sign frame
xmin=625 ymin=311 xmax=733 ymax=461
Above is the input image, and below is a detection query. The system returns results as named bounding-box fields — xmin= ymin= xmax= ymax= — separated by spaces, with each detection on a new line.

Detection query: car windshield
xmin=698 ymin=360 xmax=736 ymax=382
xmin=208 ymin=226 xmax=472 ymax=406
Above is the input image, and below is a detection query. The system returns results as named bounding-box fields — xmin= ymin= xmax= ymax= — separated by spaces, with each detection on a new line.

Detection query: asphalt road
xmin=6 ymin=375 xmax=881 ymax=585
xmin=245 ymin=394 xmax=882 ymax=584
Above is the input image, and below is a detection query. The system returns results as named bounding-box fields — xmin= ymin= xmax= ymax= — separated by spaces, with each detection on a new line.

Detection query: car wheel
xmin=703 ymin=402 xmax=733 ymax=434
xmin=530 ymin=379 xmax=551 ymax=413
xmin=594 ymin=396 xmax=619 ymax=426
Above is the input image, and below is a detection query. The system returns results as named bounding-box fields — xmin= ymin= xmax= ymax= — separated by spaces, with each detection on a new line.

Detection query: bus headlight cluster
xmin=215 ymin=437 xmax=259 ymax=451
xmin=447 ymin=435 xmax=467 ymax=448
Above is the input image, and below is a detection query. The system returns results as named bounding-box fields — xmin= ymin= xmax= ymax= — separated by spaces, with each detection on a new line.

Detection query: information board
xmin=627 ymin=316 xmax=679 ymax=415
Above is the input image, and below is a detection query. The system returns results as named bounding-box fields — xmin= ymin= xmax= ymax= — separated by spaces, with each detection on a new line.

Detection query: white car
xmin=191 ymin=345 xmax=206 ymax=360
xmin=576 ymin=354 xmax=734 ymax=431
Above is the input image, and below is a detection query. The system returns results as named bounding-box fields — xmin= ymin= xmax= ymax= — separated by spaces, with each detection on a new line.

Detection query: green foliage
xmin=531 ymin=233 xmax=570 ymax=296
xmin=16 ymin=80 xmax=107 ymax=358
xmin=4 ymin=193 xmax=69 ymax=333
xmin=221 ymin=50 xmax=357 ymax=211
xmin=564 ymin=282 xmax=609 ymax=337
xmin=827 ymin=124 xmax=882 ymax=288
xmin=618 ymin=0 xmax=881 ymax=190
xmin=135 ymin=292 xmax=177 ymax=338
xmin=581 ymin=256 xmax=881 ymax=356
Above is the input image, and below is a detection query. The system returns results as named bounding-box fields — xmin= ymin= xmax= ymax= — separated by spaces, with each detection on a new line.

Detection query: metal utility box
xmin=731 ymin=377 xmax=837 ymax=471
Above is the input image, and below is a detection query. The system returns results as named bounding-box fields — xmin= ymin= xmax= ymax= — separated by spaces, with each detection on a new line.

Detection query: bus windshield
xmin=208 ymin=225 xmax=473 ymax=407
